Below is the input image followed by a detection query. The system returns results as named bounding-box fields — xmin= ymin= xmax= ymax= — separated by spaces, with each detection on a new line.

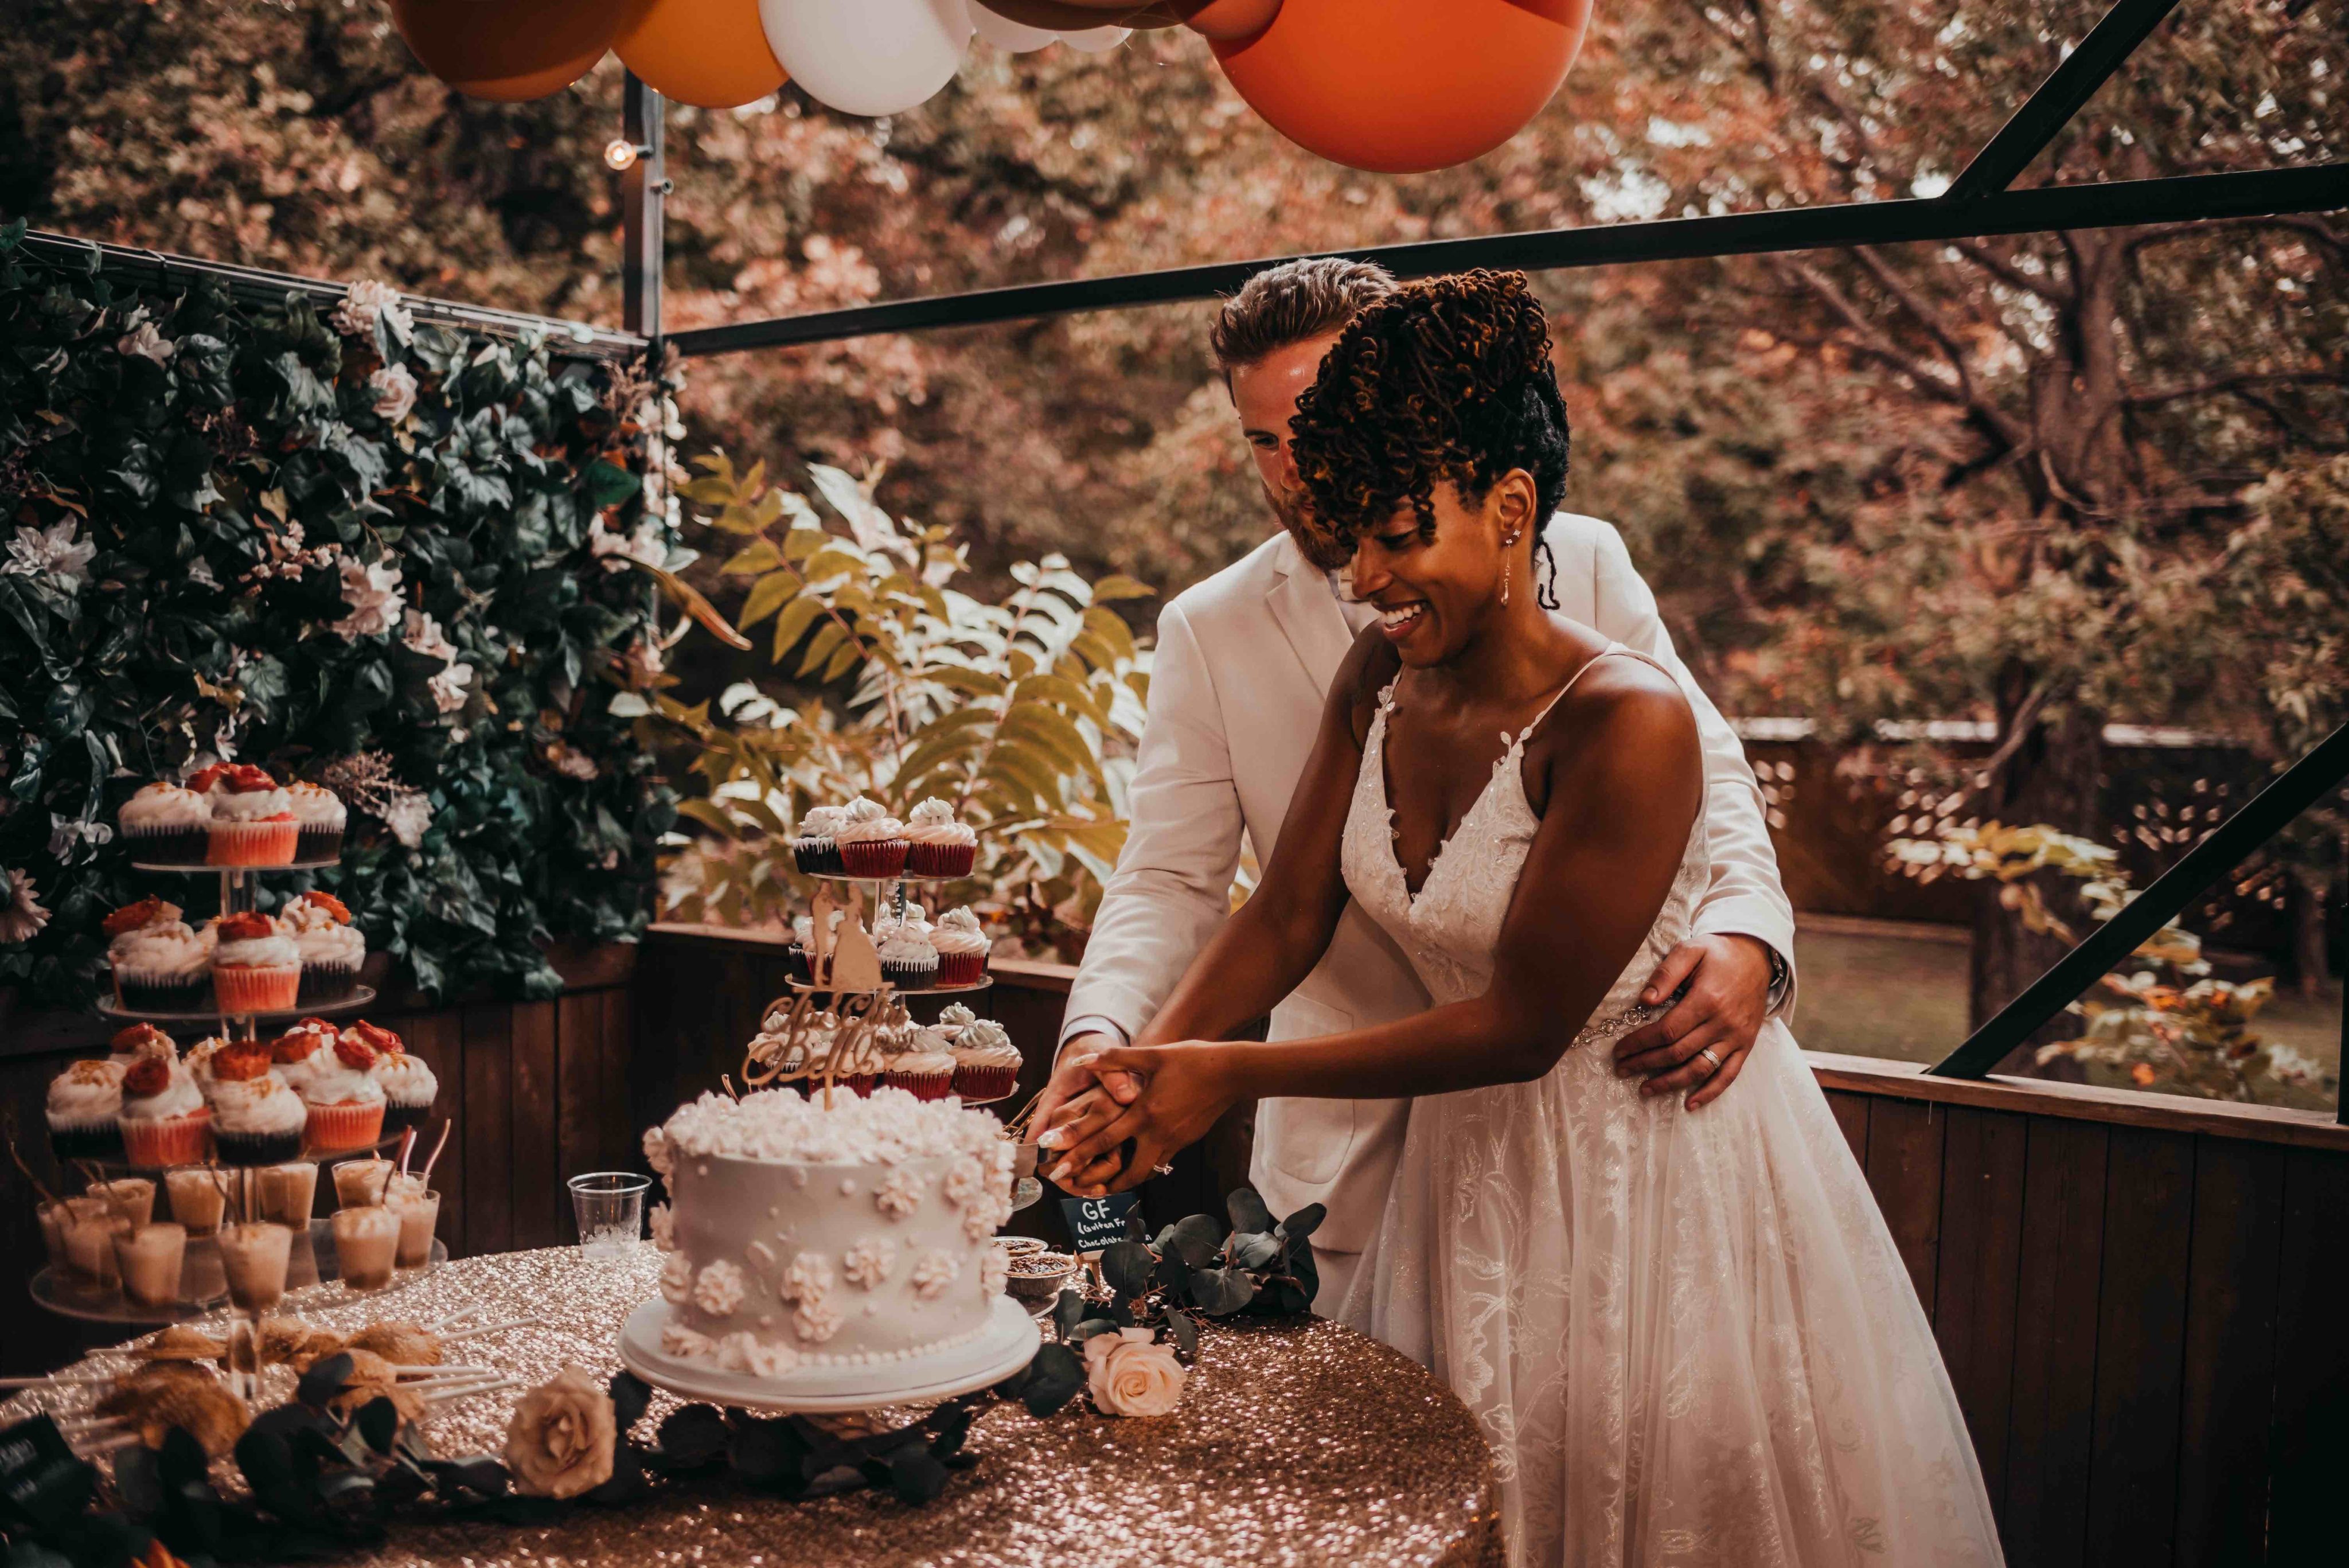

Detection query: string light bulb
xmin=604 ymin=138 xmax=644 ymax=172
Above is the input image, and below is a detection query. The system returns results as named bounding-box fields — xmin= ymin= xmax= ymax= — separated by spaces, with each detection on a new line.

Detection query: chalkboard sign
xmin=1059 ymin=1190 xmax=1144 ymax=1253
xmin=0 ymin=1414 xmax=90 ymax=1531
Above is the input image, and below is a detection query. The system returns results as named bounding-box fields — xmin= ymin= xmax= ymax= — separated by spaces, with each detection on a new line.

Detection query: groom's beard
xmin=1267 ymin=482 xmax=1353 ymax=574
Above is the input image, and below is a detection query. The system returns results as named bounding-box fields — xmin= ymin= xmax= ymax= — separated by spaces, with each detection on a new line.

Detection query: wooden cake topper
xmin=809 ymin=884 xmax=884 ymax=992
xmin=741 ymin=990 xmax=906 ymax=1098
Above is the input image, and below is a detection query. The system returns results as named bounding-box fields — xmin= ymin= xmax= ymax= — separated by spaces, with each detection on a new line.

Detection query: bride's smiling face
xmin=1347 ymin=469 xmax=1539 ymax=666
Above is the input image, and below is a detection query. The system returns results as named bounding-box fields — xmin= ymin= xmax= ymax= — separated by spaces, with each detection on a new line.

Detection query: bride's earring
xmin=1500 ymin=532 xmax=1519 ymax=606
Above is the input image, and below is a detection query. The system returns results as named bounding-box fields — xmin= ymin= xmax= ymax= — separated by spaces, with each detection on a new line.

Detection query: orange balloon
xmin=615 ymin=0 xmax=786 ymax=109
xmin=1184 ymin=0 xmax=1278 ymax=41
xmin=450 ymin=48 xmax=608 ymax=103
xmin=1213 ymin=0 xmax=1590 ymax=173
xmin=389 ymin=0 xmax=637 ymax=89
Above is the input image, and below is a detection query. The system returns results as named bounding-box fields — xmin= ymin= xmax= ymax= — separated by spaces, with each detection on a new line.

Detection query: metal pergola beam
xmin=1944 ymin=0 xmax=2182 ymax=202
xmin=669 ymin=161 xmax=2349 ymax=357
xmin=17 ymin=229 xmax=649 ymax=363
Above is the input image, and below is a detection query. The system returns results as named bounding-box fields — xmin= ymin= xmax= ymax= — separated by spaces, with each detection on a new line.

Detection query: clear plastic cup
xmin=61 ymin=1198 xmax=130 ymax=1290
xmin=568 ymin=1172 xmax=651 ymax=1254
xmin=165 ymin=1168 xmax=231 ymax=1237
xmin=330 ymin=1206 xmax=400 ymax=1290
xmin=253 ymin=1162 xmax=318 ymax=1228
xmin=388 ymin=1189 xmax=442 ymax=1268
xmin=36 ymin=1199 xmax=72 ymax=1273
xmin=115 ymin=1223 xmax=188 ymax=1309
xmin=331 ymin=1159 xmax=393 ymax=1209
xmin=91 ymin=1178 xmax=156 ymax=1228
xmin=218 ymin=1222 xmax=294 ymax=1315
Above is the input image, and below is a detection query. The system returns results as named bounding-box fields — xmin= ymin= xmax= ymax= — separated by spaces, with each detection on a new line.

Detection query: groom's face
xmin=1228 ymin=330 xmax=1350 ymax=567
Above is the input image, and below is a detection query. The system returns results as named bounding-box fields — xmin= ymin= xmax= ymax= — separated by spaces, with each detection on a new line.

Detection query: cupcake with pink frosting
xmin=928 ymin=907 xmax=991 ymax=986
xmin=833 ymin=797 xmax=907 ymax=879
xmin=903 ymin=798 xmax=978 ymax=878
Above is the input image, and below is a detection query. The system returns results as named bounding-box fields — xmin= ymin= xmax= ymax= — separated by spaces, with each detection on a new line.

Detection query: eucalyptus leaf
xmin=1227 ymin=1188 xmax=1274 ymax=1235
xmin=1165 ymin=1212 xmax=1223 ymax=1267
xmin=1099 ymin=1238 xmax=1156 ymax=1296
xmin=1188 ymin=1265 xmax=1257 ymax=1317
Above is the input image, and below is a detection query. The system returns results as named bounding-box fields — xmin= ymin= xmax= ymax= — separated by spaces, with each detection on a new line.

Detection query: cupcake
xmin=182 ymin=1033 xmax=232 ymax=1093
xmin=196 ymin=763 xmax=298 ymax=867
xmin=883 ymin=1048 xmax=958 ymax=1101
xmin=206 ymin=1043 xmax=307 ymax=1167
xmin=119 ymin=781 xmax=212 ymax=865
xmin=950 ymin=1019 xmax=1023 ymax=1101
xmin=270 ymin=1019 xmax=341 ymax=1093
xmin=46 ymin=1058 xmax=128 ymax=1161
xmin=933 ymin=1002 xmax=978 ymax=1039
xmin=790 ymin=805 xmax=848 ymax=877
xmin=280 ymin=891 xmax=364 ymax=1003
xmin=833 ymin=797 xmax=908 ymax=879
xmin=876 ymin=928 xmax=939 ymax=992
xmin=210 ymin=911 xmax=301 ymax=1015
xmin=108 ymin=1023 xmax=178 ymax=1067
xmin=929 ymin=907 xmax=991 ymax=987
xmin=286 ymin=782 xmax=347 ymax=863
xmin=301 ymin=1033 xmax=388 ymax=1152
xmin=904 ymin=798 xmax=978 ymax=878
xmin=118 ymin=1051 xmax=212 ymax=1167
xmin=106 ymin=898 xmax=212 ymax=1013
xmin=358 ymin=1023 xmax=438 ymax=1134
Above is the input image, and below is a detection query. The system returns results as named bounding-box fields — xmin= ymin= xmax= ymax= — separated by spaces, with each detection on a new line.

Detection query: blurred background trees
xmin=5 ymin=0 xmax=2342 ymax=1084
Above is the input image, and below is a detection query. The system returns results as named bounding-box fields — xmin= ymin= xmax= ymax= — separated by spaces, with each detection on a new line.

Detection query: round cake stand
xmin=616 ymin=1296 xmax=1039 ymax=1415
xmin=30 ymin=1220 xmax=447 ymax=1325
xmin=96 ymin=985 xmax=377 ymax=1025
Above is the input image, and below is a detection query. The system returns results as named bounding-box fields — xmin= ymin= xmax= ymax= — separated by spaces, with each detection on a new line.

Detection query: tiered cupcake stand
xmin=30 ymin=855 xmax=439 ymax=1331
xmin=787 ymin=867 xmax=1039 ymax=1214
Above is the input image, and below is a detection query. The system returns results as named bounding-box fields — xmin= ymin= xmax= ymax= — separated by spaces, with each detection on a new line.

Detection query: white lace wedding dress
xmin=1334 ymin=646 xmax=2004 ymax=1567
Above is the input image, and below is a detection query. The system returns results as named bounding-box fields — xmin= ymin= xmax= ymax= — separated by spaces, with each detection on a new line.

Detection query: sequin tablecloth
xmin=8 ymin=1245 xmax=1504 ymax=1568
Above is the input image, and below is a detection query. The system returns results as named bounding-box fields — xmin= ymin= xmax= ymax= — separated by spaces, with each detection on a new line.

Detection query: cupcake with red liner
xmin=285 ymin=782 xmax=347 ymax=862
xmin=833 ymin=797 xmax=907 ymax=879
xmin=207 ymin=1043 xmax=308 ymax=1167
xmin=119 ymin=781 xmax=212 ymax=865
xmin=903 ymin=798 xmax=978 ymax=878
xmin=270 ymin=1018 xmax=341 ymax=1093
xmin=355 ymin=1022 xmax=439 ymax=1133
xmin=106 ymin=897 xmax=212 ymax=1013
xmin=117 ymin=1051 xmax=212 ymax=1167
xmin=107 ymin=1023 xmax=178 ymax=1068
xmin=210 ymin=911 xmax=300 ymax=1014
xmin=950 ymin=1018 xmax=1023 ymax=1101
xmin=883 ymin=1048 xmax=958 ymax=1102
xmin=301 ymin=1033 xmax=387 ymax=1152
xmin=280 ymin=891 xmax=365 ymax=1003
xmin=47 ymin=1058 xmax=128 ymax=1161
xmin=197 ymin=764 xmax=298 ymax=866
xmin=928 ymin=907 xmax=991 ymax=986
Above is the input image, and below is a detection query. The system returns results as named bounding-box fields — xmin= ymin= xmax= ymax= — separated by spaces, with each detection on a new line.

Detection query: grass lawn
xmin=1789 ymin=915 xmax=2340 ymax=1114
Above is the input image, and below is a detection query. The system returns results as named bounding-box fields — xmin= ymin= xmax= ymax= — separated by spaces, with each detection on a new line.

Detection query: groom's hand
xmin=1032 ymin=1030 xmax=1140 ymax=1163
xmin=1613 ymin=933 xmax=1776 ymax=1109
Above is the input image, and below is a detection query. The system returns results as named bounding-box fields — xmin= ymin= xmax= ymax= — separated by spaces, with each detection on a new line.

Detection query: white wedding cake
xmin=639 ymin=1086 xmax=1016 ymax=1379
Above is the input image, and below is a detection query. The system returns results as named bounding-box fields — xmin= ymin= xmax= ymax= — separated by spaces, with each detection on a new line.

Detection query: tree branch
xmin=2124 ymin=213 xmax=2346 ymax=261
xmin=1945 ymin=237 xmax=2073 ymax=306
xmin=2124 ymin=370 xmax=2348 ymax=408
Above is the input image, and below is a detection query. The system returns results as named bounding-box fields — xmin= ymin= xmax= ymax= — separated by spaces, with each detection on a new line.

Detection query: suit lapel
xmin=1264 ymin=537 xmax=1357 ymax=696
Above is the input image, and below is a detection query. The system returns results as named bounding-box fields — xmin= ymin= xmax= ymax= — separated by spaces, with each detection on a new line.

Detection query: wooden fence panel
xmin=2084 ymin=1128 xmax=2196 ymax=1566
xmin=2000 ymin=1118 xmax=2110 ymax=1568
xmin=1933 ymin=1106 xmax=2028 ymax=1507
xmin=508 ymin=1000 xmax=561 ymax=1252
xmin=2172 ymin=1139 xmax=2283 ymax=1565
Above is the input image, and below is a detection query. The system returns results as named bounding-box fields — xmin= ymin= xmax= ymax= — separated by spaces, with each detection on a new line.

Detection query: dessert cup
xmin=115 ymin=1223 xmax=188 ymax=1310
xmin=332 ymin=1158 xmax=393 ymax=1208
xmin=330 ymin=1206 xmax=400 ymax=1290
xmin=253 ymin=1162 xmax=319 ymax=1228
xmin=36 ymin=1199 xmax=72 ymax=1274
xmin=389 ymin=1188 xmax=442 ymax=1268
xmin=91 ymin=1177 xmax=157 ymax=1228
xmin=218 ymin=1222 xmax=294 ymax=1315
xmin=165 ymin=1168 xmax=231 ymax=1237
xmin=62 ymin=1200 xmax=131 ymax=1292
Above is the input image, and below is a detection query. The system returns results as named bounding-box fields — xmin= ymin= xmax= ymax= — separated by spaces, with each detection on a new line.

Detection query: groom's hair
xmin=1209 ymin=258 xmax=1398 ymax=377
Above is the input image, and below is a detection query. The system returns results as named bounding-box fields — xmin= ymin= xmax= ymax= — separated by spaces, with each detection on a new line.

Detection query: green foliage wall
xmin=0 ymin=223 xmax=677 ymax=1004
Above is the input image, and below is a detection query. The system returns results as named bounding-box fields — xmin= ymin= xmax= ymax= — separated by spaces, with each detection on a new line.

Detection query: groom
xmin=1037 ymin=259 xmax=1799 ymax=1313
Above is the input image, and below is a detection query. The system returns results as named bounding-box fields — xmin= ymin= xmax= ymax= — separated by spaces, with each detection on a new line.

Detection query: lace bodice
xmin=1339 ymin=645 xmax=1708 ymax=1029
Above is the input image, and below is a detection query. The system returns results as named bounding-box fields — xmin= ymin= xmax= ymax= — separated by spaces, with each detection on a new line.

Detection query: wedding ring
xmin=1698 ymin=1047 xmax=1723 ymax=1070
xmin=1151 ymin=1163 xmax=1174 ymax=1176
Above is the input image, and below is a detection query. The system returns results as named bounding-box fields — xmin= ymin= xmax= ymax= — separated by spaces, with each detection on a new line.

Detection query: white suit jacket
xmin=1064 ymin=514 xmax=1797 ymax=1255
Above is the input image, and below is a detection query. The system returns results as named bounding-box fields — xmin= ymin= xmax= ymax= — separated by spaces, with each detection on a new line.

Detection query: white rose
xmin=1084 ymin=1328 xmax=1187 ymax=1418
xmin=502 ymin=1364 xmax=615 ymax=1499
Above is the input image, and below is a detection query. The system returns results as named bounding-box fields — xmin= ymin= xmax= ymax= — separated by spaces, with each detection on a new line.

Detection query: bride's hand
xmin=1043 ymin=1042 xmax=1237 ymax=1198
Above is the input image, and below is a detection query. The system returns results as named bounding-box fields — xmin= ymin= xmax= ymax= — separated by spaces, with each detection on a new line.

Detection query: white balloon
xmin=971 ymin=7 xmax=1057 ymax=52
xmin=1058 ymin=24 xmax=1129 ymax=53
xmin=759 ymin=0 xmax=974 ymax=117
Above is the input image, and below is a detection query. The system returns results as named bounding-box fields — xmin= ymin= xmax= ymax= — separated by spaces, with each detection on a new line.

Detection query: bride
xmin=1040 ymin=271 xmax=2004 ymax=1566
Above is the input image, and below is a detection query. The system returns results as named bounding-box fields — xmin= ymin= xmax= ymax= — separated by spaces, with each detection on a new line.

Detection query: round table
xmin=9 ymin=1245 xmax=1504 ymax=1567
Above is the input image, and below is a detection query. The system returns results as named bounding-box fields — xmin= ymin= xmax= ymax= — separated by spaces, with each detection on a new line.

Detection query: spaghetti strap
xmin=1512 ymin=640 xmax=1655 ymax=748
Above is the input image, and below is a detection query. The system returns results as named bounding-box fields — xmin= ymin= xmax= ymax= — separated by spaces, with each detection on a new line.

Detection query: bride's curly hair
xmin=1289 ymin=269 xmax=1568 ymax=608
